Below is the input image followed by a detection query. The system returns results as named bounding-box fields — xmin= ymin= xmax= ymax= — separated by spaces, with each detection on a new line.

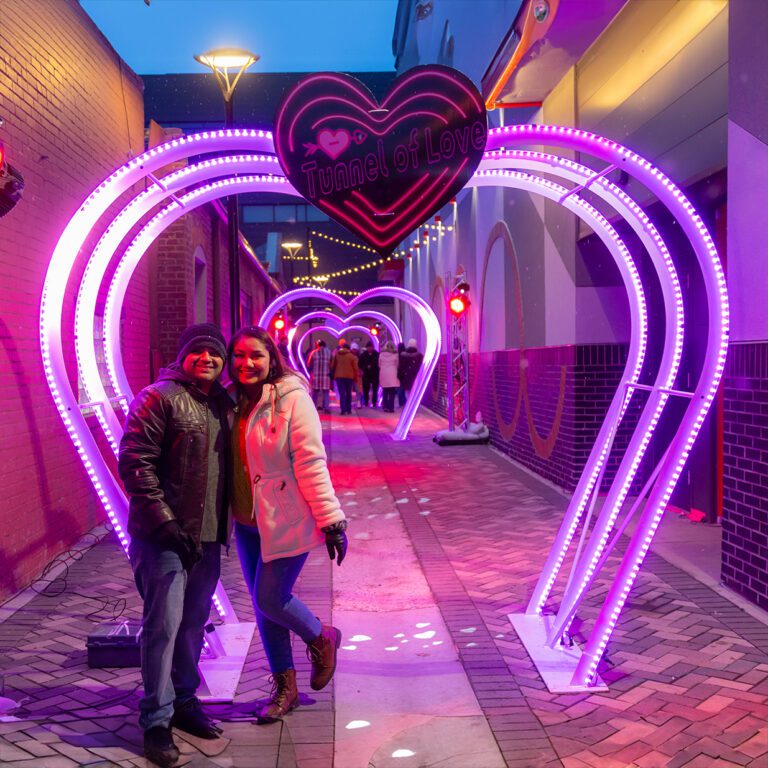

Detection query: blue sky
xmin=81 ymin=0 xmax=398 ymax=74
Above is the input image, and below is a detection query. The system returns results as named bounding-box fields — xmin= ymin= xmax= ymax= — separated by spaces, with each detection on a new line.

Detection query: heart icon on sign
xmin=275 ymin=66 xmax=487 ymax=255
xmin=316 ymin=129 xmax=351 ymax=160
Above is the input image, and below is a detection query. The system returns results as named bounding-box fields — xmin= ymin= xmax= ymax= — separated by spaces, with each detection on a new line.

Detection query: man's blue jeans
xmin=129 ymin=539 xmax=220 ymax=731
xmin=235 ymin=522 xmax=321 ymax=673
xmin=336 ymin=377 xmax=353 ymax=414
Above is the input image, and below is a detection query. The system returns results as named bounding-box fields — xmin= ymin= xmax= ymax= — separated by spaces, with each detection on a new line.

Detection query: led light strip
xmin=104 ymin=176 xmax=300 ymax=411
xmin=259 ymin=287 xmax=440 ymax=441
xmin=76 ymin=155 xmax=285 ymax=447
xmin=486 ymin=125 xmax=728 ymax=685
xmin=309 ymin=229 xmax=379 ymax=253
xmin=42 ymin=130 xmax=278 ymax=624
xmin=477 ymin=150 xmax=685 ymax=625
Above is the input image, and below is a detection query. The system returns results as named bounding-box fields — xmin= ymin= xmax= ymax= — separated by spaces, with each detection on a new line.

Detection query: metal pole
xmin=225 ymin=96 xmax=241 ymax=332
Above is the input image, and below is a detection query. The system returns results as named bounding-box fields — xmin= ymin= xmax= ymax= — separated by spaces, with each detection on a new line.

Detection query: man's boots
xmin=257 ymin=669 xmax=299 ymax=723
xmin=144 ymin=725 xmax=180 ymax=767
xmin=306 ymin=624 xmax=341 ymax=691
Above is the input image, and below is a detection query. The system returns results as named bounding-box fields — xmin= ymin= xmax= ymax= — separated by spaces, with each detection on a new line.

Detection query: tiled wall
xmin=425 ymin=344 xmax=644 ymax=492
xmin=721 ymin=342 xmax=768 ymax=611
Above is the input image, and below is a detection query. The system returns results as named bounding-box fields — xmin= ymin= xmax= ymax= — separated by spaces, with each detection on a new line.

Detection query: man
xmin=358 ymin=341 xmax=380 ymax=407
xmin=330 ymin=339 xmax=359 ymax=416
xmin=307 ymin=338 xmax=331 ymax=412
xmin=118 ymin=323 xmax=233 ymax=767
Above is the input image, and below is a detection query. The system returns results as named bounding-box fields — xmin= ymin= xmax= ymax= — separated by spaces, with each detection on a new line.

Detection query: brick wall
xmin=721 ymin=342 xmax=768 ymax=611
xmin=425 ymin=344 xmax=645 ymax=492
xmin=0 ymin=1 xmax=145 ymax=600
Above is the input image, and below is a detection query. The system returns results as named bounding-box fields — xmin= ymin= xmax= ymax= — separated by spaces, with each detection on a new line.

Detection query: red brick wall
xmin=0 ymin=1 xmax=145 ymax=599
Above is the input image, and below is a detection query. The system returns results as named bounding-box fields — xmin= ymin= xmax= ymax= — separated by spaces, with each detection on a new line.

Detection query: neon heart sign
xmin=259 ymin=286 xmax=440 ymax=441
xmin=275 ymin=66 xmax=487 ymax=255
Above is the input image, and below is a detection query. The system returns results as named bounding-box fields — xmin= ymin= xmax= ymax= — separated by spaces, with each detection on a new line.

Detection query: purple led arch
xmin=259 ymin=287 xmax=440 ymax=441
xmin=475 ymin=150 xmax=685 ymax=637
xmin=293 ymin=325 xmax=379 ymax=381
xmin=288 ymin=309 xmax=401 ymax=372
xmin=44 ymin=124 xmax=726 ymax=687
xmin=483 ymin=125 xmax=728 ymax=686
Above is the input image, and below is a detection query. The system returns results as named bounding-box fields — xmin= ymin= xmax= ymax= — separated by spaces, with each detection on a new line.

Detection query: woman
xmin=379 ymin=341 xmax=400 ymax=413
xmin=228 ymin=326 xmax=348 ymax=723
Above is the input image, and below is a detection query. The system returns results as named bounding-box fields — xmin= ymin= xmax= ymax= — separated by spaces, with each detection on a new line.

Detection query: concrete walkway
xmin=0 ymin=407 xmax=766 ymax=767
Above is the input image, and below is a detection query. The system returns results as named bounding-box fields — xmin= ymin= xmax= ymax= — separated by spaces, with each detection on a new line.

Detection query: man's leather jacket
xmin=118 ymin=365 xmax=235 ymax=546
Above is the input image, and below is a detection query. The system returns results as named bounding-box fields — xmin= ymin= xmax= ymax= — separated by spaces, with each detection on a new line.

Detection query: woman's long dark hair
xmin=227 ymin=325 xmax=290 ymax=402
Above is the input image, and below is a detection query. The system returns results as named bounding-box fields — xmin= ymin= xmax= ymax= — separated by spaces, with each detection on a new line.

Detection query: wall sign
xmin=275 ymin=66 xmax=487 ymax=255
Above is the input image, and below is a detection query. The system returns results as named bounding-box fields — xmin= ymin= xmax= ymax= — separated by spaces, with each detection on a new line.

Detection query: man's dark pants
xmin=129 ymin=539 xmax=220 ymax=730
xmin=362 ymin=373 xmax=379 ymax=406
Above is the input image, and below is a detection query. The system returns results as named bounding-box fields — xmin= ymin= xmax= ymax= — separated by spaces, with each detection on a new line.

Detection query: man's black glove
xmin=158 ymin=520 xmax=200 ymax=572
xmin=321 ymin=520 xmax=348 ymax=566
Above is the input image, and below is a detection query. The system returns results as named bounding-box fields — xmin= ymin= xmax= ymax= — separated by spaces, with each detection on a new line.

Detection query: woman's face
xmin=232 ymin=336 xmax=271 ymax=388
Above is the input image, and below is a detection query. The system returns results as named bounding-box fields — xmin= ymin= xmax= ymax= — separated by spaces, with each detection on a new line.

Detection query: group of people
xmin=306 ymin=337 xmax=424 ymax=415
xmin=118 ymin=323 xmax=349 ymax=768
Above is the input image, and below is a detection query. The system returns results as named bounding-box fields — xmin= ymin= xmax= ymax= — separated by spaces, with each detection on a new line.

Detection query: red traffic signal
xmin=448 ymin=281 xmax=470 ymax=317
xmin=274 ymin=312 xmax=286 ymax=331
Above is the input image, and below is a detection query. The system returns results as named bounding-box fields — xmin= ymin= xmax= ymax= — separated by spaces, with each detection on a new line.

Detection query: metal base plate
xmin=197 ymin=622 xmax=256 ymax=703
xmin=508 ymin=613 xmax=608 ymax=694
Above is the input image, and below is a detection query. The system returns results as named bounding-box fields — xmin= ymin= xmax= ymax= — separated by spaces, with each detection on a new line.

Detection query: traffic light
xmin=449 ymin=281 xmax=471 ymax=317
xmin=0 ymin=142 xmax=24 ymax=219
xmin=274 ymin=311 xmax=286 ymax=331
xmin=370 ymin=325 xmax=379 ymax=337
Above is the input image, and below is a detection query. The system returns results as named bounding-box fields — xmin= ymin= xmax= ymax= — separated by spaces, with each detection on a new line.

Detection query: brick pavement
xmin=0 ymin=407 xmax=766 ymax=767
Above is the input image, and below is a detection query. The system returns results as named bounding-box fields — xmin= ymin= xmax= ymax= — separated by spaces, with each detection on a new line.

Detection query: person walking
xmin=358 ymin=341 xmax=380 ymax=407
xmin=330 ymin=339 xmax=359 ymax=415
xmin=398 ymin=338 xmax=424 ymax=404
xmin=118 ymin=323 xmax=232 ymax=767
xmin=396 ymin=341 xmax=407 ymax=407
xmin=379 ymin=341 xmax=400 ymax=413
xmin=228 ymin=326 xmax=348 ymax=723
xmin=307 ymin=339 xmax=331 ymax=412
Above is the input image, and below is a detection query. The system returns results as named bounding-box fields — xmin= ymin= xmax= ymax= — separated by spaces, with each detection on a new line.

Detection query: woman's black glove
xmin=322 ymin=520 xmax=348 ymax=566
xmin=158 ymin=520 xmax=200 ymax=572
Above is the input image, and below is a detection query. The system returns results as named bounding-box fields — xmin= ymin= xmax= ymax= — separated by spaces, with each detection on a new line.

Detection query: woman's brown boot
xmin=257 ymin=669 xmax=299 ymax=723
xmin=306 ymin=625 xmax=341 ymax=690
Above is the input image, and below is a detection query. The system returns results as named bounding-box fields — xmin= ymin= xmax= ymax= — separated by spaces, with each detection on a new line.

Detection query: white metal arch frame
xmin=42 ymin=125 xmax=726 ymax=690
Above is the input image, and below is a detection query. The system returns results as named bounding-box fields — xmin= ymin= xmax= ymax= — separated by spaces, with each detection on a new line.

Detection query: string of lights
xmin=309 ymin=229 xmax=379 ymax=253
xmin=293 ymin=254 xmax=392 ymax=284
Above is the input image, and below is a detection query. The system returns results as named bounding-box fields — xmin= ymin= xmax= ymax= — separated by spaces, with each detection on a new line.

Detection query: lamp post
xmin=281 ymin=240 xmax=303 ymax=292
xmin=194 ymin=47 xmax=259 ymax=331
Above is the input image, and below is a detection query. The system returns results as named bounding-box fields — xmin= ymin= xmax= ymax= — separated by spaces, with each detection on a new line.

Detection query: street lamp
xmin=194 ymin=47 xmax=259 ymax=331
xmin=281 ymin=240 xmax=303 ymax=289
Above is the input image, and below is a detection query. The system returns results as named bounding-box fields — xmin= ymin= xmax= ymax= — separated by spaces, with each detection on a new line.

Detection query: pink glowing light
xmin=259 ymin=287 xmax=440 ymax=441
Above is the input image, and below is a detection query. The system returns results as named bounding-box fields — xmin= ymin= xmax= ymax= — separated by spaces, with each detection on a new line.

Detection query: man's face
xmin=181 ymin=345 xmax=224 ymax=387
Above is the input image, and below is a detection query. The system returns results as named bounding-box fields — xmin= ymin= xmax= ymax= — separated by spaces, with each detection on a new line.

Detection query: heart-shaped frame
xmin=259 ymin=287 xmax=440 ymax=441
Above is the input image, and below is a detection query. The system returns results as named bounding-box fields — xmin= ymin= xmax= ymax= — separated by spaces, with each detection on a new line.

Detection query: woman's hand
xmin=322 ymin=520 xmax=348 ymax=565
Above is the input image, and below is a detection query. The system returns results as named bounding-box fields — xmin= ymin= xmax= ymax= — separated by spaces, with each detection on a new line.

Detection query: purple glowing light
xmin=259 ymin=287 xmax=440 ymax=441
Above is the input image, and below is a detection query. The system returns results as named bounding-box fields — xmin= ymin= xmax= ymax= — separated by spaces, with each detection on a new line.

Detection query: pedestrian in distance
xmin=396 ymin=341 xmax=407 ymax=407
xmin=379 ymin=341 xmax=400 ymax=413
xmin=330 ymin=339 xmax=359 ymax=415
xmin=358 ymin=340 xmax=380 ymax=407
xmin=228 ymin=326 xmax=348 ymax=723
xmin=307 ymin=339 xmax=331 ymax=412
xmin=349 ymin=340 xmax=363 ymax=408
xmin=118 ymin=323 xmax=232 ymax=768
xmin=398 ymin=338 xmax=424 ymax=405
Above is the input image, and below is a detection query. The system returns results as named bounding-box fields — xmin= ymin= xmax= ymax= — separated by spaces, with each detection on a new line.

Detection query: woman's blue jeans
xmin=129 ymin=539 xmax=220 ymax=731
xmin=235 ymin=522 xmax=321 ymax=674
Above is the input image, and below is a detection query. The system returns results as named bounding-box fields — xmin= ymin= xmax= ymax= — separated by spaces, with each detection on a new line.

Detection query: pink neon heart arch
xmin=291 ymin=324 xmax=379 ymax=381
xmin=259 ymin=287 xmax=440 ymax=441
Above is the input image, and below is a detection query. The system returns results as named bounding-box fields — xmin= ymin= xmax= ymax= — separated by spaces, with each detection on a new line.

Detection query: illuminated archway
xmin=42 ymin=125 xmax=726 ymax=691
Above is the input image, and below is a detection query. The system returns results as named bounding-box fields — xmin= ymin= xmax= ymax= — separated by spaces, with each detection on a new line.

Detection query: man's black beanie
xmin=176 ymin=323 xmax=227 ymax=363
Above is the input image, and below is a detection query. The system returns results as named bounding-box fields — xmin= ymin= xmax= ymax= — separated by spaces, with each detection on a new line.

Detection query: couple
xmin=118 ymin=323 xmax=348 ymax=767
